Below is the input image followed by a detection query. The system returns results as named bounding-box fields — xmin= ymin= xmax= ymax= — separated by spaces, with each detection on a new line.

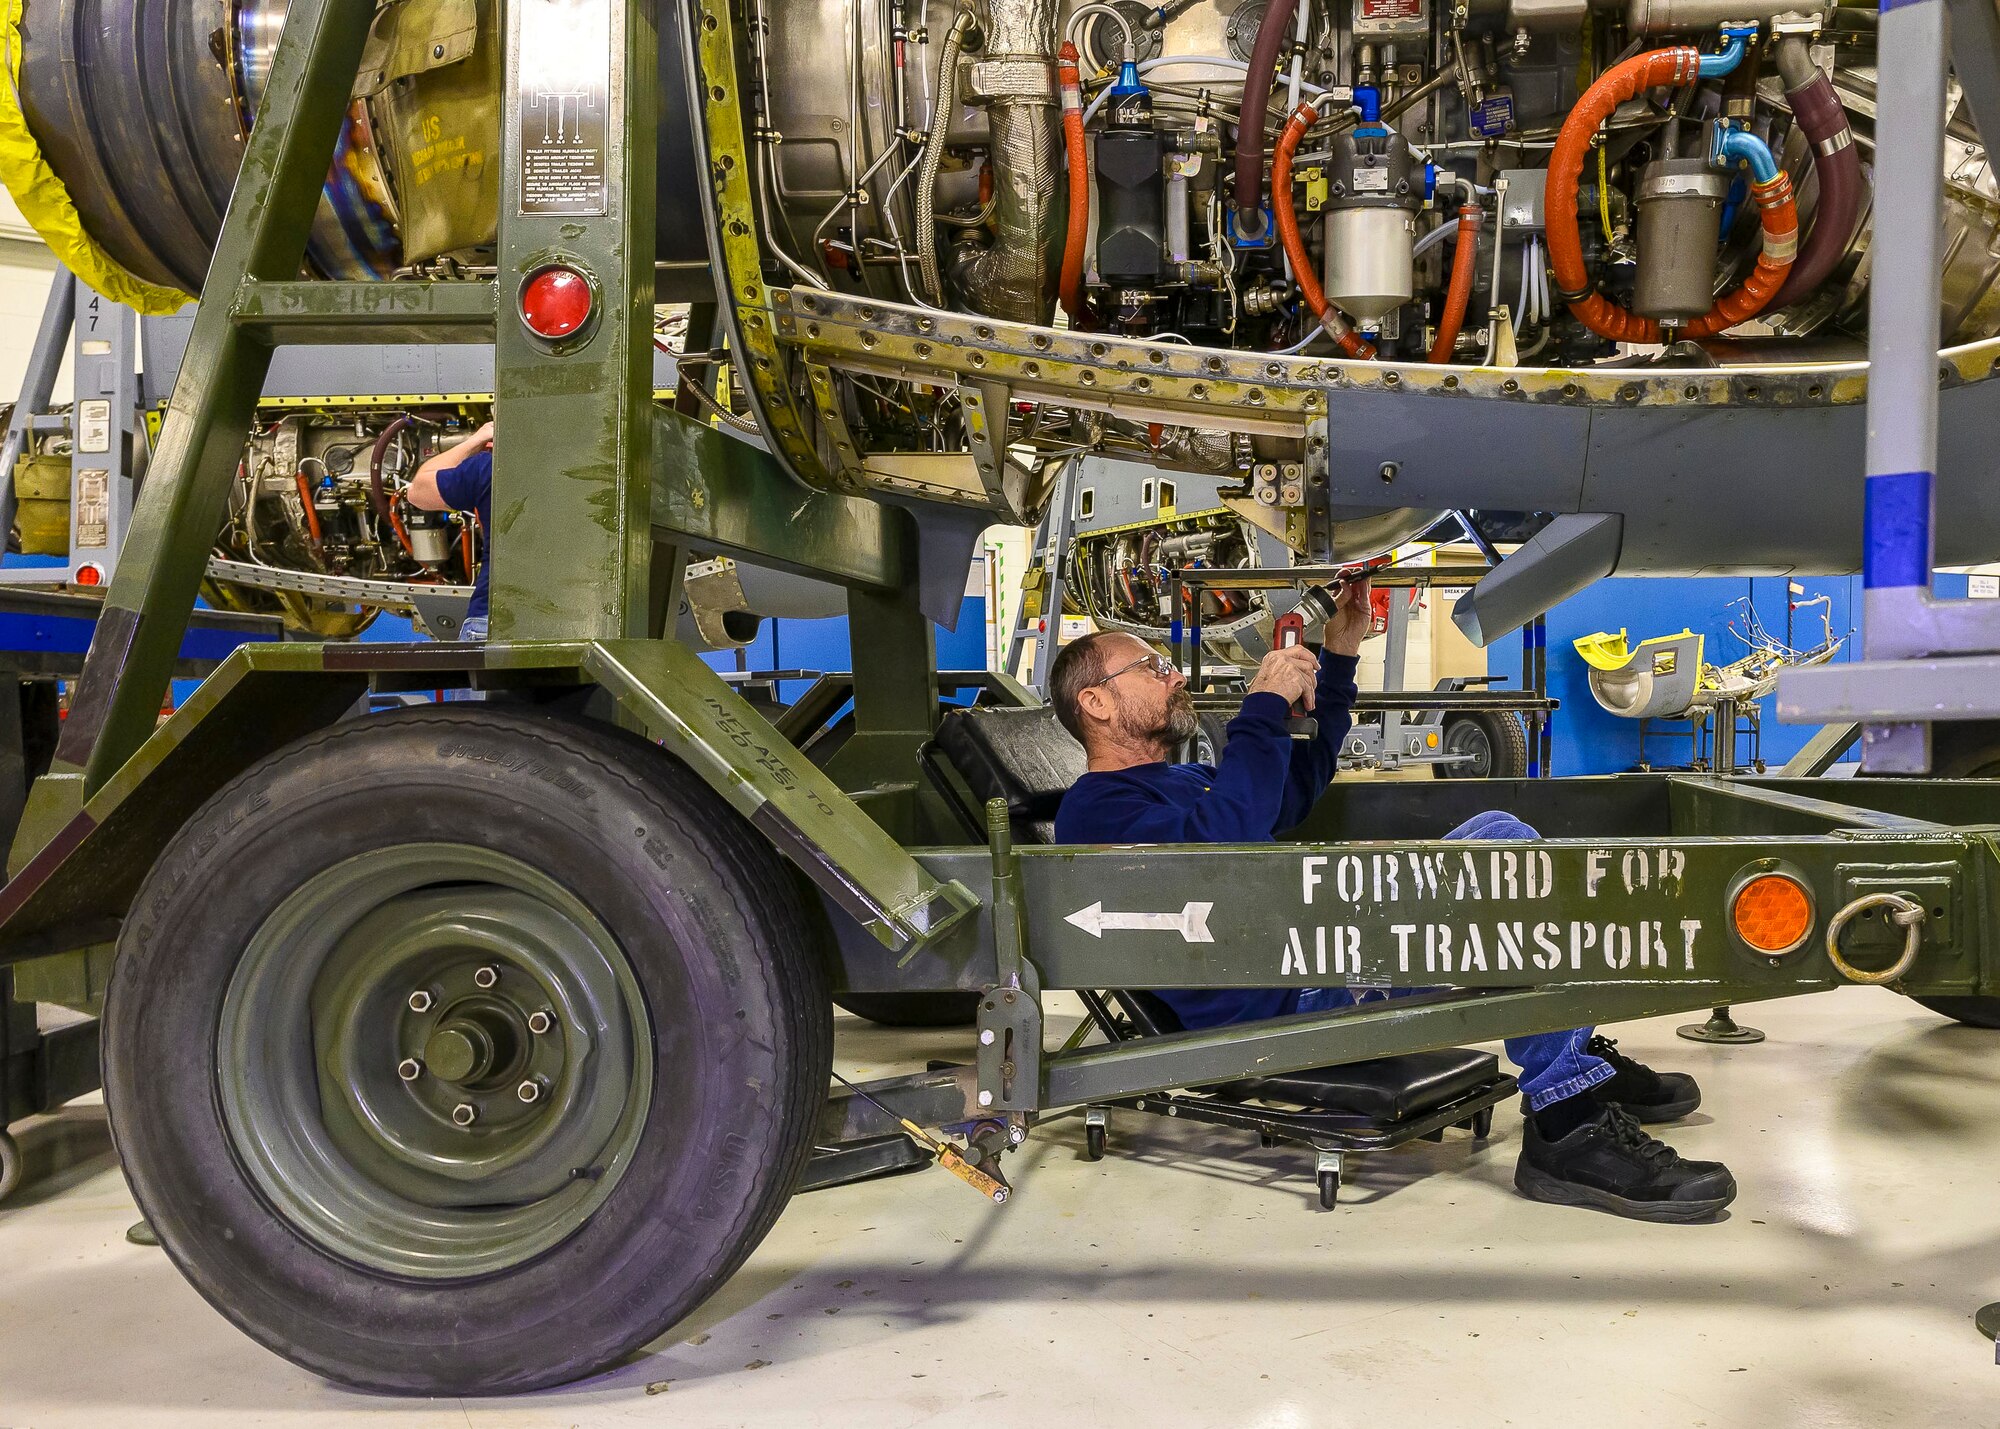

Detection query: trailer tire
xmin=834 ymin=991 xmax=982 ymax=1027
xmin=1928 ymin=721 xmax=2000 ymax=779
xmin=1437 ymin=711 xmax=1530 ymax=779
xmin=103 ymin=706 xmax=831 ymax=1395
xmin=1191 ymin=710 xmax=1232 ymax=765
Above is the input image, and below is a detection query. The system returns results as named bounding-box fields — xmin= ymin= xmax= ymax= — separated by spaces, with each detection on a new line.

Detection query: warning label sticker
xmin=75 ymin=470 xmax=109 ymax=548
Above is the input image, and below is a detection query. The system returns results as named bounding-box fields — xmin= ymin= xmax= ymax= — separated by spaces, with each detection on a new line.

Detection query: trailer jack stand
xmin=1676 ymin=1006 xmax=1766 ymax=1045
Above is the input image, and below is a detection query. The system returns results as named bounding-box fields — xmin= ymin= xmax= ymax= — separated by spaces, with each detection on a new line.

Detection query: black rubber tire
xmin=103 ymin=706 xmax=831 ymax=1395
xmin=1912 ymin=996 xmax=2000 ymax=1029
xmin=1191 ymin=710 xmax=1232 ymax=765
xmin=1926 ymin=721 xmax=2000 ymax=779
xmin=1317 ymin=1168 xmax=1340 ymax=1210
xmin=1084 ymin=1122 xmax=1106 ymax=1161
xmin=1437 ymin=710 xmax=1530 ymax=779
xmin=833 ymin=990 xmax=982 ymax=1028
xmin=1471 ymin=1106 xmax=1494 ymax=1139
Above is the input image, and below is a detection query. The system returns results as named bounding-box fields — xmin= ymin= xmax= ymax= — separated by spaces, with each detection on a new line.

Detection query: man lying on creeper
xmin=1049 ymin=580 xmax=1734 ymax=1223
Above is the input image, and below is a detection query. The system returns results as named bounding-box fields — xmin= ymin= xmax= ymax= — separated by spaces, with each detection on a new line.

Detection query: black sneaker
xmin=1586 ymin=1034 xmax=1701 ymax=1123
xmin=1515 ymin=1104 xmax=1736 ymax=1223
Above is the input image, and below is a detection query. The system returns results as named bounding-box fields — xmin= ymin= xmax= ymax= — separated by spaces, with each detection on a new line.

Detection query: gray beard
xmin=1155 ymin=691 xmax=1199 ymax=745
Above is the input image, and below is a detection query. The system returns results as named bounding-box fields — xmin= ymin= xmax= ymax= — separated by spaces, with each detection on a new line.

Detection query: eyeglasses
xmin=1091 ymin=651 xmax=1177 ymax=687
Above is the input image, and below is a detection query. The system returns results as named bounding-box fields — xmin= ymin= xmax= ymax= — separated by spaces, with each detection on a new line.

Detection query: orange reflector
xmin=74 ymin=564 xmax=103 ymax=587
xmin=1733 ymin=874 xmax=1812 ymax=952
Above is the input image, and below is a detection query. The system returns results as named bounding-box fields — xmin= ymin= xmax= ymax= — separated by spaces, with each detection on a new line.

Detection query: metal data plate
xmin=514 ymin=0 xmax=611 ymax=217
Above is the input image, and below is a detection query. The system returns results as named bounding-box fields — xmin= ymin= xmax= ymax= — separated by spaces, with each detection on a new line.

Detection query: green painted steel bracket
xmin=231 ymin=281 xmax=497 ymax=345
xmin=1042 ymin=984 xmax=1748 ymax=1108
xmin=909 ymin=830 xmax=1998 ymax=997
xmin=54 ymin=0 xmax=376 ymax=797
xmin=0 ymin=639 xmax=978 ymax=965
xmin=582 ymin=639 xmax=977 ymax=951
xmin=649 ymin=408 xmax=914 ymax=590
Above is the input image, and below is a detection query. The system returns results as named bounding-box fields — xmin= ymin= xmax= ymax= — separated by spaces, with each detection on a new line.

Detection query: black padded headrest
xmin=933 ymin=705 xmax=1086 ymax=843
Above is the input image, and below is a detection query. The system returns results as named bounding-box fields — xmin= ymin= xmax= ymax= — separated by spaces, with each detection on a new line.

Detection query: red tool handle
xmin=1271 ymin=611 xmax=1311 ymax=724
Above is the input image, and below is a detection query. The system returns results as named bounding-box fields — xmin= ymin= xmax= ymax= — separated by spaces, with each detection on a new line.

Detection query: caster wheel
xmin=0 ymin=1128 xmax=21 ymax=1203
xmin=1259 ymin=1131 xmax=1278 ymax=1149
xmin=1317 ymin=1168 xmax=1340 ymax=1210
xmin=1471 ymin=1106 xmax=1494 ymax=1139
xmin=1084 ymin=1122 xmax=1106 ymax=1162
xmin=1420 ymin=1126 xmax=1445 ymax=1143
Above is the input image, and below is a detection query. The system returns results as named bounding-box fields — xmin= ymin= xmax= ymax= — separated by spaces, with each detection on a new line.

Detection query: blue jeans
xmin=1295 ymin=810 xmax=1613 ymax=1111
xmin=458 ymin=615 xmax=489 ymax=641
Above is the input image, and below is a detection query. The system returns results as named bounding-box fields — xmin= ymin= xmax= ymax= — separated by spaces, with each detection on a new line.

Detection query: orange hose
xmin=1547 ymin=47 xmax=1797 ymax=343
xmin=1058 ymin=44 xmax=1091 ymax=326
xmin=1426 ymin=204 xmax=1483 ymax=363
xmin=1272 ymin=104 xmax=1376 ymax=359
xmin=292 ymin=470 xmax=324 ymax=547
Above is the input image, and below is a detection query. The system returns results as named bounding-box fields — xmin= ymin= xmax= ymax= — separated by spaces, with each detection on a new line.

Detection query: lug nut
xmin=451 ymin=1102 xmax=477 ymax=1127
xmin=407 ymin=990 xmax=434 ymax=1014
xmin=527 ymin=1010 xmax=554 ymax=1035
xmin=397 ymin=1058 xmax=422 ymax=1082
xmin=473 ymin=965 xmax=499 ymax=989
xmin=517 ymin=1080 xmax=542 ymax=1104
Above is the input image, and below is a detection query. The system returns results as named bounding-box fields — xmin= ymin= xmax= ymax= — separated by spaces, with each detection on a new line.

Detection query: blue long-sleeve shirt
xmin=1053 ymin=651 xmax=1359 ymax=1029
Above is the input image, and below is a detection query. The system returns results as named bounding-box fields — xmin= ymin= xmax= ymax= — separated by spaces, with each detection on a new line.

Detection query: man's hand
xmin=1323 ymin=576 xmax=1373 ymax=657
xmin=1248 ymin=645 xmax=1320 ymax=711
xmin=467 ymin=419 xmax=495 ymax=450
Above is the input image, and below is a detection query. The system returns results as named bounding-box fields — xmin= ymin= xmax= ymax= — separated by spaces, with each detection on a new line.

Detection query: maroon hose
xmin=1231 ymin=0 xmax=1297 ymax=232
xmin=1771 ymin=44 xmax=1862 ymax=309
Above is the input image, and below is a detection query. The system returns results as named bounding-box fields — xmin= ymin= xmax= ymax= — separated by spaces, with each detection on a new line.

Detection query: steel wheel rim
xmin=1444 ymin=719 xmax=1493 ymax=776
xmin=217 ymin=844 xmax=653 ymax=1279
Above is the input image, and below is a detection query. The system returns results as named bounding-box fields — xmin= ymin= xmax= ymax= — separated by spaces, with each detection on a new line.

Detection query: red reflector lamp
xmin=520 ymin=265 xmax=593 ymax=340
xmin=74 ymin=563 xmax=104 ymax=587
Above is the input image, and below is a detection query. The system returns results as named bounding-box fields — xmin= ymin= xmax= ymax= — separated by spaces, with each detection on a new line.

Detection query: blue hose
xmin=1696 ymin=27 xmax=1756 ymax=79
xmin=1714 ymin=127 xmax=1781 ymax=185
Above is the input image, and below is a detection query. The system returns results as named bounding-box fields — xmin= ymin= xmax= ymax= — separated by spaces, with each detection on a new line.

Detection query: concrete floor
xmin=1 ymin=992 xmax=1995 ymax=1428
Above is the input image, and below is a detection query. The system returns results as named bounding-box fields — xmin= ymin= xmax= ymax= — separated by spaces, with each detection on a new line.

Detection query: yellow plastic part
xmin=1572 ymin=629 xmax=1632 ymax=671
xmin=0 ymin=0 xmax=192 ymax=315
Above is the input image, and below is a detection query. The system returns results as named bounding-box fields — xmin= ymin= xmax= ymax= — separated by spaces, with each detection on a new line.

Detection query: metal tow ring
xmin=1824 ymin=892 xmax=1926 ymax=985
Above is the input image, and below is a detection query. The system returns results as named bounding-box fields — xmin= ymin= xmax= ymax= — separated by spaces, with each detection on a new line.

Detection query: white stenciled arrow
xmin=1064 ymin=901 xmax=1214 ymax=944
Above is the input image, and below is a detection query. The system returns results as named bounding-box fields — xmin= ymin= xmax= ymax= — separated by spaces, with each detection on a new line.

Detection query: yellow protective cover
xmin=1572 ymin=629 xmax=1632 ymax=671
xmin=0 ymin=0 xmax=192 ymax=314
xmin=1574 ymin=627 xmax=1702 ymax=673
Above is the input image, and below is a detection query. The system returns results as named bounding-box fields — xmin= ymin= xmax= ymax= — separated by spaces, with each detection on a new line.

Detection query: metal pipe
xmin=1063 ymin=2 xmax=1136 ymax=62
xmin=916 ymin=9 xmax=976 ymax=303
xmin=958 ymin=0 xmax=1063 ymax=324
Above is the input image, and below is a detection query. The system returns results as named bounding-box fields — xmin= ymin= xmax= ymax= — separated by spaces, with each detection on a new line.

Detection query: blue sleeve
xmin=1061 ymin=692 xmax=1298 ymax=843
xmin=434 ymin=449 xmax=492 ymax=514
xmin=1275 ymin=652 xmax=1359 ymax=832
